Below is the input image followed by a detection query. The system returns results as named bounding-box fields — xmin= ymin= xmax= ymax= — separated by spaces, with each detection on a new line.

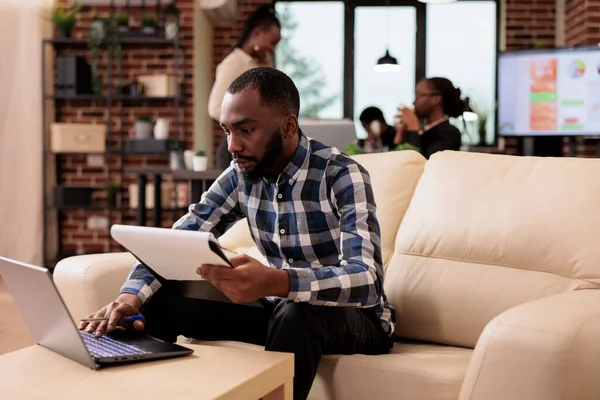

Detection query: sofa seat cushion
xmin=185 ymin=339 xmax=471 ymax=400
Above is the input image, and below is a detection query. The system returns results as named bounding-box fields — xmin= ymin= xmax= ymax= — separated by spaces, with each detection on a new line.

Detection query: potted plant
xmin=47 ymin=2 xmax=82 ymax=38
xmin=343 ymin=142 xmax=364 ymax=156
xmin=141 ymin=13 xmax=158 ymax=35
xmin=115 ymin=11 xmax=129 ymax=33
xmin=103 ymin=179 xmax=121 ymax=208
xmin=134 ymin=115 xmax=153 ymax=139
xmin=193 ymin=150 xmax=208 ymax=171
xmin=477 ymin=111 xmax=489 ymax=146
xmin=393 ymin=143 xmax=420 ymax=152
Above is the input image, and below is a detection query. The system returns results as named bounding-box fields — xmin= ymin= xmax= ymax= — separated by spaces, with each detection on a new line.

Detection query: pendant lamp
xmin=374 ymin=0 xmax=402 ymax=73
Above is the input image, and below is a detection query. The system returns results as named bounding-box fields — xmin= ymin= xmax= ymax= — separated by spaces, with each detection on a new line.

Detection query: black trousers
xmin=141 ymin=289 xmax=392 ymax=400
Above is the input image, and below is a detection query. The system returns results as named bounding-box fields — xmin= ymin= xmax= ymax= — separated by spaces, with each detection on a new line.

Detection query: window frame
xmin=273 ymin=0 xmax=501 ymax=146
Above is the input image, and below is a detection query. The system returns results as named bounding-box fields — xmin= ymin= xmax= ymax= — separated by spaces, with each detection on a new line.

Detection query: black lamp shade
xmin=377 ymin=50 xmax=398 ymax=65
xmin=374 ymin=49 xmax=402 ymax=72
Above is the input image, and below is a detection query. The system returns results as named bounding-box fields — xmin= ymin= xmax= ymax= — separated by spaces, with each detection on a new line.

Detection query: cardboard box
xmin=137 ymin=75 xmax=177 ymax=97
xmin=50 ymin=123 xmax=106 ymax=153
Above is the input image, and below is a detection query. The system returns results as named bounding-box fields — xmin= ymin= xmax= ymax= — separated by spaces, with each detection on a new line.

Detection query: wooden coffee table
xmin=0 ymin=343 xmax=293 ymax=399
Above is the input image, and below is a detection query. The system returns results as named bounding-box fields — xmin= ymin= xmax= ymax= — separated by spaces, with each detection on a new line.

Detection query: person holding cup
xmin=394 ymin=77 xmax=464 ymax=159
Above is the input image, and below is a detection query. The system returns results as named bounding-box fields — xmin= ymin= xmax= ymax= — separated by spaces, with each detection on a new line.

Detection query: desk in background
xmin=125 ymin=168 xmax=222 ymax=227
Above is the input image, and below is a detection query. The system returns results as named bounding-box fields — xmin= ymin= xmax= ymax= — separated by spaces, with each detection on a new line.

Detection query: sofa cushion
xmin=385 ymin=151 xmax=600 ymax=348
xmin=219 ymin=150 xmax=427 ymax=269
xmin=192 ymin=339 xmax=472 ymax=400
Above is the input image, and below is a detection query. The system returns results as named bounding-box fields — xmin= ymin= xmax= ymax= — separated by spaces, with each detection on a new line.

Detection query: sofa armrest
xmin=459 ymin=290 xmax=600 ymax=400
xmin=53 ymin=252 xmax=136 ymax=323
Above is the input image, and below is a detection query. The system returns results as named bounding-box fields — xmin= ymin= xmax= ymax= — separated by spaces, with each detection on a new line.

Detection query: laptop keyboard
xmin=80 ymin=330 xmax=150 ymax=359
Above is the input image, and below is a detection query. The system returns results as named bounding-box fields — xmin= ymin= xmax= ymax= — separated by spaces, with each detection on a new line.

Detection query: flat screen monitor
xmin=498 ymin=45 xmax=600 ymax=137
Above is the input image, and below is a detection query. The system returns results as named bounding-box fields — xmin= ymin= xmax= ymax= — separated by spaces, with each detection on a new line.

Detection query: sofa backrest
xmin=219 ymin=150 xmax=427 ymax=269
xmin=351 ymin=151 xmax=426 ymax=267
xmin=384 ymin=151 xmax=600 ymax=348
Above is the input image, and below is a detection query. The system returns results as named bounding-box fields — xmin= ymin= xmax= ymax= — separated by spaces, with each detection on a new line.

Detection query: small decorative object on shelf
xmin=154 ymin=118 xmax=170 ymax=140
xmin=103 ymin=179 xmax=121 ymax=208
xmin=170 ymin=149 xmax=186 ymax=170
xmin=115 ymin=80 xmax=129 ymax=95
xmin=183 ymin=149 xmax=194 ymax=170
xmin=90 ymin=13 xmax=107 ymax=41
xmin=163 ymin=3 xmax=180 ymax=40
xmin=55 ymin=55 xmax=93 ymax=95
xmin=141 ymin=12 xmax=158 ymax=35
xmin=193 ymin=150 xmax=208 ymax=171
xmin=135 ymin=115 xmax=153 ymax=139
xmin=137 ymin=74 xmax=176 ymax=97
xmin=115 ymin=11 xmax=129 ymax=33
xmin=46 ymin=2 xmax=82 ymax=38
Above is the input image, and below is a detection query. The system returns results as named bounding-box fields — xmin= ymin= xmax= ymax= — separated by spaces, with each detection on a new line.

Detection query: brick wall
xmin=566 ymin=0 xmax=600 ymax=46
xmin=51 ymin=0 xmax=194 ymax=260
xmin=505 ymin=0 xmax=556 ymax=50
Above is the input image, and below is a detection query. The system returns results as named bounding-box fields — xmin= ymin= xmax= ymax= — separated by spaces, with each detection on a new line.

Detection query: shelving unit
xmin=42 ymin=10 xmax=188 ymax=267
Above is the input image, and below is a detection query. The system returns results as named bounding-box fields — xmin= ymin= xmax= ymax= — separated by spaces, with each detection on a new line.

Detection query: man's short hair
xmin=359 ymin=106 xmax=386 ymax=124
xmin=227 ymin=67 xmax=300 ymax=117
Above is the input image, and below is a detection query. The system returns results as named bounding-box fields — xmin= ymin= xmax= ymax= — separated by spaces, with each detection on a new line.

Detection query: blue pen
xmin=80 ymin=315 xmax=145 ymax=323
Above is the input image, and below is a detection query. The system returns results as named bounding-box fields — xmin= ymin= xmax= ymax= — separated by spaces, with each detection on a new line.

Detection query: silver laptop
xmin=299 ymin=118 xmax=357 ymax=151
xmin=0 ymin=256 xmax=193 ymax=369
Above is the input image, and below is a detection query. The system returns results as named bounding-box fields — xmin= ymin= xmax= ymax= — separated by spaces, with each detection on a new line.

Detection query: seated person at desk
xmin=394 ymin=77 xmax=464 ymax=159
xmin=357 ymin=106 xmax=396 ymax=152
xmin=80 ymin=68 xmax=394 ymax=400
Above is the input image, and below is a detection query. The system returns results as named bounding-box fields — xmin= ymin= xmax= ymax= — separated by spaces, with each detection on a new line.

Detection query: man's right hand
xmin=79 ymin=293 xmax=144 ymax=338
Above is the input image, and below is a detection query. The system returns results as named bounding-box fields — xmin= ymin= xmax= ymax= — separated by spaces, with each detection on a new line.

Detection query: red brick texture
xmin=51 ymin=0 xmax=194 ymax=258
xmin=505 ymin=0 xmax=556 ymax=50
xmin=566 ymin=0 xmax=600 ymax=46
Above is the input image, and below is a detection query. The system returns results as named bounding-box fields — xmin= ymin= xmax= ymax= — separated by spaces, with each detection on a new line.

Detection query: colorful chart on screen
xmin=498 ymin=47 xmax=600 ymax=136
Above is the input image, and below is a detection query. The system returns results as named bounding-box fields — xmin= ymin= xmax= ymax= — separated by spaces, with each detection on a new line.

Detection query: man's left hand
xmin=198 ymin=254 xmax=290 ymax=304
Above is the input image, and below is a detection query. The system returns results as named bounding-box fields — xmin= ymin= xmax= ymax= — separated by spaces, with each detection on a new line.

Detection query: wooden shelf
xmin=123 ymin=167 xmax=173 ymax=175
xmin=45 ymin=94 xmax=183 ymax=102
xmin=172 ymin=170 xmax=222 ymax=181
xmin=44 ymin=37 xmax=181 ymax=47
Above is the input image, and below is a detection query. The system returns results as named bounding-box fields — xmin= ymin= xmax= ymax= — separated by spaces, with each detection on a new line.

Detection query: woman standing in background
xmin=208 ymin=4 xmax=282 ymax=169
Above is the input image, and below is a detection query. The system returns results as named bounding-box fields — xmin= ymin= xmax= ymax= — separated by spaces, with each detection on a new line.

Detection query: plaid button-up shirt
xmin=121 ymin=133 xmax=395 ymax=335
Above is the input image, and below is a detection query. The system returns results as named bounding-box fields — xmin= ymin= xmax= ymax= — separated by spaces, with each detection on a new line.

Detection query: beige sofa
xmin=54 ymin=150 xmax=600 ymax=400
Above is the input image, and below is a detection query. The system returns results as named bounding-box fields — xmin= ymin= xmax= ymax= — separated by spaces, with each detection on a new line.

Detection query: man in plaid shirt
xmin=81 ymin=67 xmax=395 ymax=400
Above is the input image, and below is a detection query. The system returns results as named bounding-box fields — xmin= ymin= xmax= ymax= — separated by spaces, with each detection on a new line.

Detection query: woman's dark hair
xmin=235 ymin=3 xmax=281 ymax=48
xmin=425 ymin=77 xmax=466 ymax=118
xmin=359 ymin=106 xmax=386 ymax=124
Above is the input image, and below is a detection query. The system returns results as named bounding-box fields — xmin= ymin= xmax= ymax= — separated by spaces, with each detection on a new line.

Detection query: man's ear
xmin=282 ymin=115 xmax=299 ymax=139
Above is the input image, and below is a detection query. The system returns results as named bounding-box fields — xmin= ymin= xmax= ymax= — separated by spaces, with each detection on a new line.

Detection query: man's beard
xmin=234 ymin=129 xmax=283 ymax=184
